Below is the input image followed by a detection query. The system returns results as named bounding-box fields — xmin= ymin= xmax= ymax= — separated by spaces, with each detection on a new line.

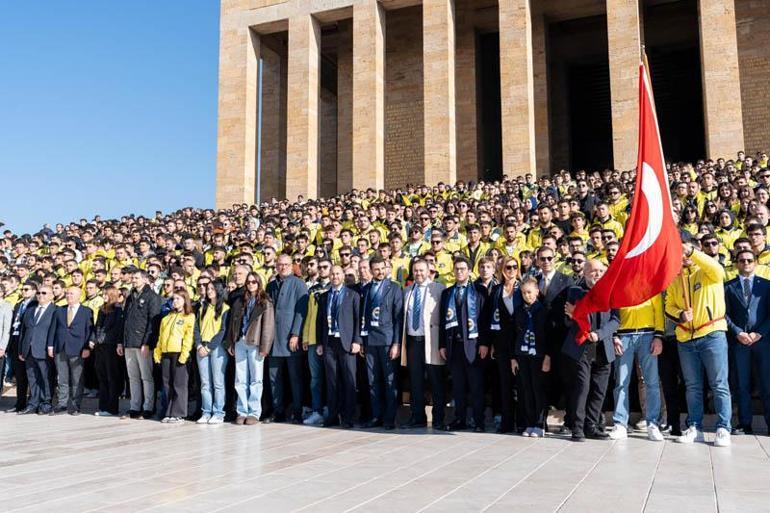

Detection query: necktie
xmin=67 ymin=306 xmax=75 ymax=326
xmin=412 ymin=285 xmax=423 ymax=331
xmin=34 ymin=306 xmax=43 ymax=324
xmin=543 ymin=275 xmax=551 ymax=296
xmin=330 ymin=289 xmax=339 ymax=332
xmin=743 ymin=278 xmax=751 ymax=301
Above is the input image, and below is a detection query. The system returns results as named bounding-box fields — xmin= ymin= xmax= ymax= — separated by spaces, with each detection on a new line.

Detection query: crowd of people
xmin=2 ymin=149 xmax=770 ymax=449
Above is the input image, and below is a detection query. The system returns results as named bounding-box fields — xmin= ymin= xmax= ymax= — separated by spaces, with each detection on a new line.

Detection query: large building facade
xmin=215 ymin=0 xmax=768 ymax=208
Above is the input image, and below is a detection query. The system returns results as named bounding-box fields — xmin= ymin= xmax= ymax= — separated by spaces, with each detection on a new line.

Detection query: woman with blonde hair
xmin=92 ymin=285 xmax=124 ymax=417
xmin=154 ymin=289 xmax=195 ymax=424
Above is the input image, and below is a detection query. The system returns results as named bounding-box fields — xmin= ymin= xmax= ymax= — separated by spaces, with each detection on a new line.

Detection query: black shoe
xmin=384 ymin=423 xmax=395 ymax=431
xmin=401 ymin=418 xmax=428 ymax=429
xmin=69 ymin=410 xmax=81 ymax=416
xmin=474 ymin=426 xmax=485 ymax=433
xmin=342 ymin=422 xmax=355 ymax=429
xmin=322 ymin=418 xmax=340 ymax=428
xmin=571 ymin=432 xmax=586 ymax=442
xmin=5 ymin=407 xmax=20 ymax=413
xmin=271 ymin=414 xmax=286 ymax=423
xmin=50 ymin=406 xmax=67 ymax=416
xmin=586 ymin=430 xmax=610 ymax=440
xmin=496 ymin=424 xmax=513 ymax=434
xmin=363 ymin=418 xmax=383 ymax=429
xmin=291 ymin=418 xmax=303 ymax=425
xmin=18 ymin=406 xmax=37 ymax=415
xmin=444 ymin=420 xmax=468 ymax=431
xmin=558 ymin=425 xmax=572 ymax=436
xmin=142 ymin=410 xmax=154 ymax=420
xmin=732 ymin=425 xmax=753 ymax=435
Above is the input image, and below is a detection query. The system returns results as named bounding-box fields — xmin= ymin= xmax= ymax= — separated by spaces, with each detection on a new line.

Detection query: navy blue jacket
xmin=267 ymin=275 xmax=308 ymax=357
xmin=317 ymin=286 xmax=362 ymax=353
xmin=725 ymin=275 xmax=770 ymax=341
xmin=19 ymin=301 xmax=56 ymax=360
xmin=561 ymin=286 xmax=619 ymax=363
xmin=361 ymin=279 xmax=403 ymax=347
xmin=438 ymin=282 xmax=489 ymax=356
xmin=51 ymin=305 xmax=94 ymax=357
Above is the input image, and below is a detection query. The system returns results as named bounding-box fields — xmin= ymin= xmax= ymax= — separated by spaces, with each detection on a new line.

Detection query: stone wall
xmin=736 ymin=0 xmax=770 ymax=155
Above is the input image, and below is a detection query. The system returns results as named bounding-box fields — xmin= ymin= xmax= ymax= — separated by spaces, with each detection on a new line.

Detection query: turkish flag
xmin=571 ymin=62 xmax=682 ymax=343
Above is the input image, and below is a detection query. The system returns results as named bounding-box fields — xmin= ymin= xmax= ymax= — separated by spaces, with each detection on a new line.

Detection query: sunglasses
xmin=504 ymin=265 xmax=518 ymax=270
xmin=703 ymin=240 xmax=719 ymax=246
xmin=431 ymin=241 xmax=442 ymax=245
xmin=36 ymin=291 xmax=49 ymax=296
xmin=572 ymin=260 xmax=586 ymax=265
xmin=738 ymin=258 xmax=755 ymax=264
xmin=246 ymin=279 xmax=259 ymax=285
xmin=339 ymin=252 xmax=351 ymax=257
xmin=539 ymin=256 xmax=554 ymax=262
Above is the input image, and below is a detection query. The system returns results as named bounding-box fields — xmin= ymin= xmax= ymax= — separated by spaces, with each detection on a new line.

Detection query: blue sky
xmin=0 ymin=1 xmax=220 ymax=235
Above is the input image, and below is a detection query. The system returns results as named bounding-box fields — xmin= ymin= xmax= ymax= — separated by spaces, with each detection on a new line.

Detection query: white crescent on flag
xmin=625 ymin=162 xmax=663 ymax=259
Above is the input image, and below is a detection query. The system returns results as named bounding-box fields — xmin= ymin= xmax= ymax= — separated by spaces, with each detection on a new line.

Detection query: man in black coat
xmin=18 ymin=285 xmax=57 ymax=415
xmin=121 ymin=269 xmax=161 ymax=419
xmin=439 ymin=256 xmax=489 ymax=432
xmin=317 ymin=265 xmax=361 ymax=428
xmin=563 ymin=259 xmax=620 ymax=442
xmin=5 ymin=281 xmax=36 ymax=412
xmin=360 ymin=256 xmax=403 ymax=430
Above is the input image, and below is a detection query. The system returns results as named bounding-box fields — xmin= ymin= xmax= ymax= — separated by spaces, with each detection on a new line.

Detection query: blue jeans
xmin=677 ymin=331 xmax=732 ymax=430
xmin=197 ymin=344 xmax=228 ymax=417
xmin=308 ymin=345 xmax=325 ymax=414
xmin=234 ymin=339 xmax=265 ymax=418
xmin=613 ymin=332 xmax=661 ymax=426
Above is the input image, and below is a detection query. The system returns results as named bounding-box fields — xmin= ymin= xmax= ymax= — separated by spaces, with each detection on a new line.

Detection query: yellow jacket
xmin=618 ymin=295 xmax=664 ymax=335
xmin=665 ymin=250 xmax=727 ymax=342
xmin=462 ymin=242 xmax=491 ymax=275
xmin=154 ymin=312 xmax=195 ymax=364
xmin=301 ymin=284 xmax=327 ymax=345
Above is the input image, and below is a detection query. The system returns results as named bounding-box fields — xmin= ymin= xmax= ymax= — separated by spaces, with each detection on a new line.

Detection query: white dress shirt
xmin=406 ymin=283 xmax=428 ymax=337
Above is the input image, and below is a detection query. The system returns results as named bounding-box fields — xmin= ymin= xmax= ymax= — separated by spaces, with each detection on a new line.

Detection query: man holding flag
xmin=567 ymin=60 xmax=683 ymax=438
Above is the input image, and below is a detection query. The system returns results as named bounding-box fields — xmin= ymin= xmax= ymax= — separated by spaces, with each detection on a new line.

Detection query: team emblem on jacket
xmin=446 ymin=307 xmax=454 ymax=321
xmin=493 ymin=310 xmax=500 ymax=323
xmin=468 ymin=318 xmax=475 ymax=331
xmin=372 ymin=307 xmax=380 ymax=321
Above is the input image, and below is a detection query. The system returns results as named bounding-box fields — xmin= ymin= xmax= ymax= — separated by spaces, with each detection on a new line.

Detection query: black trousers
xmin=324 ymin=338 xmax=357 ymax=424
xmin=519 ymin=355 xmax=547 ymax=428
xmin=9 ymin=338 xmax=28 ymax=409
xmin=186 ymin=353 xmax=201 ymax=419
xmin=406 ymin=336 xmax=446 ymax=426
xmin=82 ymin=348 xmax=98 ymax=391
xmin=494 ymin=350 xmax=515 ymax=431
xmin=449 ymin=339 xmax=485 ymax=427
xmin=365 ymin=345 xmax=398 ymax=424
xmin=161 ymin=353 xmax=188 ymax=418
xmin=26 ymin=356 xmax=51 ymax=412
xmin=268 ymin=353 xmax=303 ymax=420
xmin=94 ymin=345 xmax=122 ymax=414
xmin=658 ymin=336 xmax=684 ymax=432
xmin=568 ymin=348 xmax=611 ymax=435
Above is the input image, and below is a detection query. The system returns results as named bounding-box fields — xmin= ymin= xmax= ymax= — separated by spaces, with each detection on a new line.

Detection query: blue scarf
xmin=361 ymin=279 xmax=386 ymax=336
xmin=520 ymin=302 xmax=541 ymax=356
xmin=326 ymin=287 xmax=345 ymax=337
xmin=445 ymin=283 xmax=479 ymax=339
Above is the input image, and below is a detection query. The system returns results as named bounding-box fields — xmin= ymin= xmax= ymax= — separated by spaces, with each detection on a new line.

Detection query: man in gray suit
xmin=266 ymin=253 xmax=308 ymax=423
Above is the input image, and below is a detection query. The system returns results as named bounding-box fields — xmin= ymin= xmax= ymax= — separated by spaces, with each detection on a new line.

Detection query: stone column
xmin=352 ymin=0 xmax=386 ymax=191
xmin=216 ymin=26 xmax=260 ymax=208
xmin=337 ymin=20 xmax=353 ymax=194
xmin=423 ymin=0 xmax=457 ymax=186
xmin=499 ymin=0 xmax=536 ymax=177
xmin=606 ymin=0 xmax=641 ymax=171
xmin=286 ymin=14 xmax=321 ymax=201
xmin=455 ymin=0 xmax=478 ymax=183
xmin=532 ymin=5 xmax=550 ymax=175
xmin=699 ymin=0 xmax=744 ymax=159
xmin=259 ymin=45 xmax=285 ymax=202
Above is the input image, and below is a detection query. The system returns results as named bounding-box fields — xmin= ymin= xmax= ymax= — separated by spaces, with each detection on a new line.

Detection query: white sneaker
xmin=303 ymin=411 xmax=324 ymax=425
xmin=714 ymin=427 xmax=732 ymax=447
xmin=161 ymin=417 xmax=171 ymax=424
xmin=522 ymin=427 xmax=532 ymax=437
xmin=94 ymin=411 xmax=113 ymax=417
xmin=676 ymin=426 xmax=705 ymax=444
xmin=197 ymin=414 xmax=211 ymax=425
xmin=166 ymin=417 xmax=184 ymax=425
xmin=531 ymin=427 xmax=545 ymax=438
xmin=609 ymin=424 xmax=628 ymax=440
xmin=208 ymin=416 xmax=224 ymax=425
xmin=647 ymin=424 xmax=664 ymax=442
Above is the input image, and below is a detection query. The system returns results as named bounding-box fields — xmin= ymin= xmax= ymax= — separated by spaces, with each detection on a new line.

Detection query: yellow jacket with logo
xmin=665 ymin=250 xmax=727 ymax=342
xmin=154 ymin=312 xmax=195 ymax=364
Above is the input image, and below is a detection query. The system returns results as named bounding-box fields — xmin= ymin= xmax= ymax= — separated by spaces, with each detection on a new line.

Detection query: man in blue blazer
xmin=725 ymin=249 xmax=770 ymax=434
xmin=266 ymin=254 xmax=308 ymax=423
xmin=563 ymin=259 xmax=620 ymax=442
xmin=317 ymin=265 xmax=361 ymax=428
xmin=50 ymin=287 xmax=94 ymax=415
xmin=360 ymin=256 xmax=404 ymax=430
xmin=18 ymin=285 xmax=57 ymax=415
xmin=439 ymin=256 xmax=489 ymax=432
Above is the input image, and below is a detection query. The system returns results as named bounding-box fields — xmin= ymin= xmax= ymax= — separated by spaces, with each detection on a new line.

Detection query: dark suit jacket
xmin=19 ymin=301 xmax=56 ymax=360
xmin=540 ymin=271 xmax=574 ymax=306
xmin=438 ymin=282 xmax=488 ymax=357
xmin=52 ymin=305 xmax=94 ymax=357
xmin=513 ymin=301 xmax=550 ymax=358
xmin=317 ymin=286 xmax=362 ymax=352
xmin=267 ymin=275 xmax=308 ymax=356
xmin=481 ymin=284 xmax=520 ymax=357
xmin=725 ymin=275 xmax=770 ymax=341
xmin=361 ymin=279 xmax=403 ymax=347
xmin=561 ymin=286 xmax=619 ymax=363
